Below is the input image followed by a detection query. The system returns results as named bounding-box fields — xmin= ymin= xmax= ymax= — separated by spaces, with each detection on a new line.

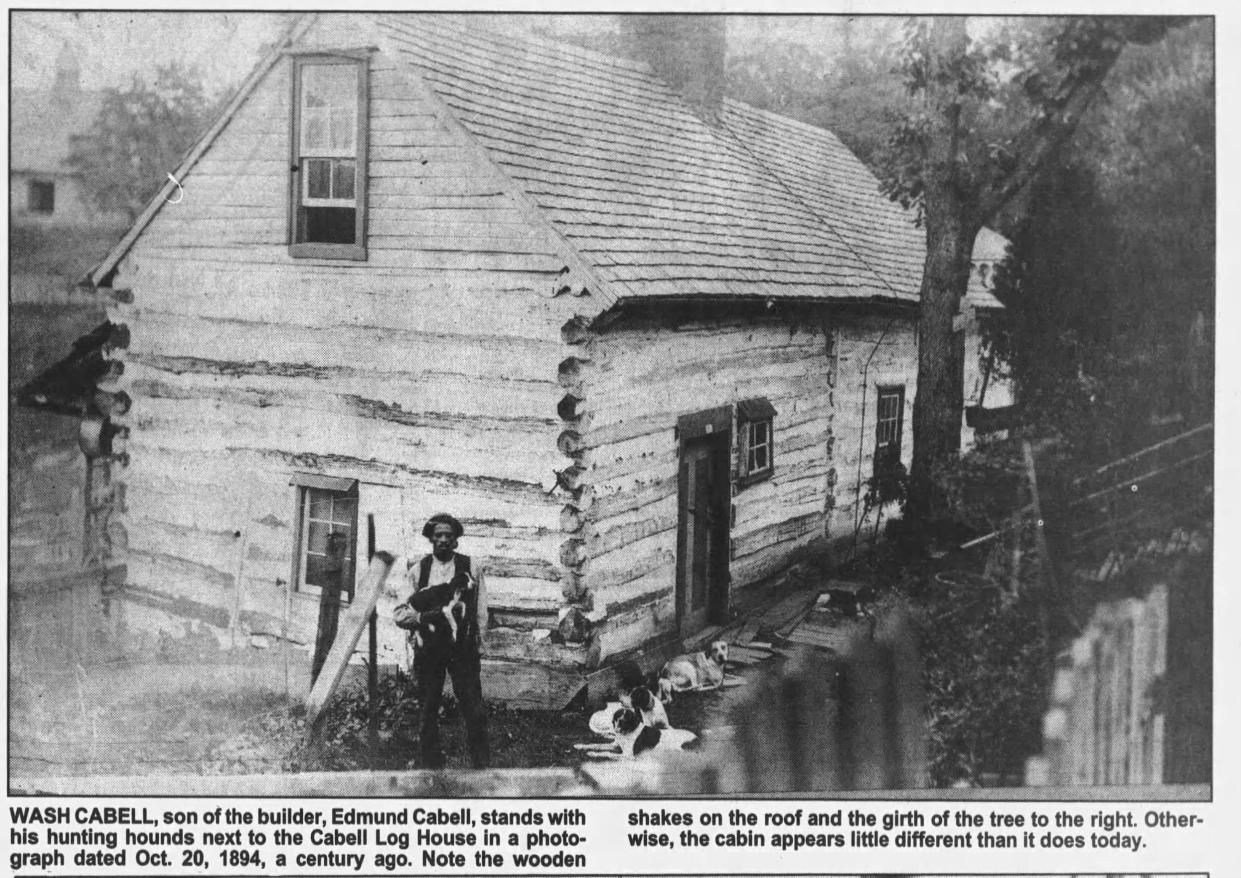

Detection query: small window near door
xmin=874 ymin=385 xmax=905 ymax=473
xmin=27 ymin=180 xmax=55 ymax=214
xmin=737 ymin=397 xmax=777 ymax=486
xmin=291 ymin=475 xmax=358 ymax=601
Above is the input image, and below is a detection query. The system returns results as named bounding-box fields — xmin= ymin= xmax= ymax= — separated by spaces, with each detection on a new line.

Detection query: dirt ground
xmin=9 ymin=662 xmax=742 ymax=779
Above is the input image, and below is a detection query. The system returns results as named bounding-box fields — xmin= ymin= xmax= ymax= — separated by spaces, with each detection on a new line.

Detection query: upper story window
xmin=737 ymin=397 xmax=776 ymax=487
xmin=27 ymin=180 xmax=55 ymax=214
xmin=290 ymin=54 xmax=368 ymax=260
xmin=874 ymin=385 xmax=905 ymax=473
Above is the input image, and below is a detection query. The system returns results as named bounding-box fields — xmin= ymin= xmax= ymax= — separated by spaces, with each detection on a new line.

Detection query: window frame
xmin=873 ymin=385 xmax=906 ymax=474
xmin=736 ymin=397 xmax=776 ymax=488
xmin=27 ymin=179 xmax=55 ymax=214
xmin=289 ymin=475 xmax=359 ymax=603
xmin=288 ymin=52 xmax=369 ymax=261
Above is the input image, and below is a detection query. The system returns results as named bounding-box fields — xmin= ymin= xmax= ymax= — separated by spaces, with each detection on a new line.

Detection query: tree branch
xmin=977 ymin=68 xmax=1114 ymax=224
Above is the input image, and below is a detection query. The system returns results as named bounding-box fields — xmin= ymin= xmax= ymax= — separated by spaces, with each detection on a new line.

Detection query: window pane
xmin=329 ymin=107 xmax=355 ymax=152
xmin=753 ymin=445 xmax=769 ymax=471
xmin=331 ymin=496 xmax=356 ymax=527
xmin=305 ymin=159 xmax=332 ymax=200
xmin=302 ymin=64 xmax=356 ymax=110
xmin=305 ymin=553 xmax=332 ymax=588
xmin=304 ymin=207 xmax=356 ymax=244
xmin=301 ymin=65 xmax=356 ymax=155
xmin=332 ymin=160 xmax=356 ymax=200
xmin=306 ymin=520 xmax=331 ymax=555
xmin=306 ymin=489 xmax=332 ymax=521
xmin=302 ymin=107 xmax=328 ymax=151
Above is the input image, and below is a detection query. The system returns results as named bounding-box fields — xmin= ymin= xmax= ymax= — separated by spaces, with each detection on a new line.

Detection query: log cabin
xmin=79 ymin=13 xmax=1010 ymax=705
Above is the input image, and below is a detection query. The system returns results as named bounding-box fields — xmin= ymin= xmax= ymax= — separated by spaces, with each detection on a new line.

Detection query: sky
xmin=10 ymin=12 xmax=290 ymax=95
xmin=9 ymin=12 xmax=895 ymax=97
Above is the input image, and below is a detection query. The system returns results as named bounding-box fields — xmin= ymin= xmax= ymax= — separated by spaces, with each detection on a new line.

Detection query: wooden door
xmin=677 ymin=434 xmax=729 ymax=636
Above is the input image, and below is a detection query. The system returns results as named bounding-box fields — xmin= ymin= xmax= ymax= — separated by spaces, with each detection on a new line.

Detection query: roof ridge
xmin=369 ymin=15 xmax=623 ymax=312
xmin=387 ymin=12 xmax=655 ymax=79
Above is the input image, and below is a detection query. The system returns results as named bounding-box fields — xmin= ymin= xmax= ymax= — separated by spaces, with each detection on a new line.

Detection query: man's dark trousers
xmin=416 ymin=644 xmax=490 ymax=769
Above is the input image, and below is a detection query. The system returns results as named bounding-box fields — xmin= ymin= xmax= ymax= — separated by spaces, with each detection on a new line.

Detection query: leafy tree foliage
xmin=988 ymin=20 xmax=1213 ymax=462
xmin=67 ymin=62 xmax=220 ymax=222
xmin=878 ymin=17 xmax=1178 ymax=527
xmin=726 ymin=21 xmax=908 ymax=168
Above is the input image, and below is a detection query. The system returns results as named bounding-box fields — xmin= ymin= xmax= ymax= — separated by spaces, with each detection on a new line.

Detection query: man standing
xmin=394 ymin=513 xmax=490 ymax=769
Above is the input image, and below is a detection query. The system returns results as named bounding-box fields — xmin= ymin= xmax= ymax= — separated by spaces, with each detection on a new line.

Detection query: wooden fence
xmin=1025 ymin=583 xmax=1168 ymax=786
xmin=1019 ymin=423 xmax=1213 ymax=786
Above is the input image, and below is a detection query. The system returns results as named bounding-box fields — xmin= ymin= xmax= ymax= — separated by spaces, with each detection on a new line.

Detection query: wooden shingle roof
xmin=90 ymin=12 xmax=1008 ymax=307
xmin=375 ymin=15 xmax=916 ymax=305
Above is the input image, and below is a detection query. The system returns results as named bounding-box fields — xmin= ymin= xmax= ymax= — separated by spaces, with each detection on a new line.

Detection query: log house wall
xmin=580 ymin=310 xmax=918 ymax=659
xmin=91 ymin=14 xmax=992 ymax=676
xmin=103 ymin=20 xmax=595 ymax=664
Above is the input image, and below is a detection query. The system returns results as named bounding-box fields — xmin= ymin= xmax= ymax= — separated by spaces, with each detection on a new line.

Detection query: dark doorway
xmin=676 ymin=408 xmax=731 ymax=637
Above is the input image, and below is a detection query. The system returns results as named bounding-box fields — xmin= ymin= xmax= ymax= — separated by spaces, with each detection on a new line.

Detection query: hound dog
xmin=577 ymin=708 xmax=662 ymax=758
xmin=657 ymin=640 xmax=729 ymax=703
xmin=413 ymin=573 xmax=472 ymax=649
xmin=621 ymin=685 xmax=670 ymax=729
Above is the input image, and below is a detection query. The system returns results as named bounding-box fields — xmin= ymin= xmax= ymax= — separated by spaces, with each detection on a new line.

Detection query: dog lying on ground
xmin=577 ymin=707 xmax=696 ymax=759
xmin=820 ymin=584 xmax=874 ymax=617
xmin=658 ymin=640 xmax=729 ymax=703
xmin=577 ymin=708 xmax=663 ymax=758
xmin=621 ymin=685 xmax=670 ymax=729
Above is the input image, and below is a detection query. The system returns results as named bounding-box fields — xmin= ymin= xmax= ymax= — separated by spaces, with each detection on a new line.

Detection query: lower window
xmin=293 ymin=479 xmax=358 ymax=600
xmin=27 ymin=180 xmax=55 ymax=214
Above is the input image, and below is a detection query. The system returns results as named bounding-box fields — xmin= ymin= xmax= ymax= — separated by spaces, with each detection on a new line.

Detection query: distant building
xmin=10 ymin=44 xmax=126 ymax=228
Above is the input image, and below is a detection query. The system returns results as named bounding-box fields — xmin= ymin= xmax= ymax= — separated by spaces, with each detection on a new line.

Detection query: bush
xmin=926 ymin=436 xmax=1028 ymax=537
xmin=916 ymin=582 xmax=1050 ymax=786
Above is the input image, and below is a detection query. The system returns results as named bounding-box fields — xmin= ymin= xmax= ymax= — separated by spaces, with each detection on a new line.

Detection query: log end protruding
xmin=559 ymin=538 xmax=586 ymax=569
xmin=560 ymin=315 xmax=593 ymax=346
xmin=561 ymin=504 xmax=585 ymax=534
xmin=557 ymin=393 xmax=581 ymax=422
xmin=557 ymin=429 xmax=585 ymax=458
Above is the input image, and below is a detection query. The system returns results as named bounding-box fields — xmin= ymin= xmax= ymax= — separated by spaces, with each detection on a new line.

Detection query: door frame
xmin=675 ymin=406 xmax=732 ymax=637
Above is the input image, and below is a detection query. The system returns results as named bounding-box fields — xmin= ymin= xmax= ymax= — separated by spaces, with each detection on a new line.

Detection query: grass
xmin=9 ymin=662 xmax=728 ymax=780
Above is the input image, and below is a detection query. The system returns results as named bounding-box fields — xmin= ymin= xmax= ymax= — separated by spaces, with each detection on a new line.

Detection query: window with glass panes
xmin=874 ymin=386 xmax=905 ymax=471
xmin=290 ymin=55 xmax=368 ymax=258
xmin=746 ymin=419 xmax=771 ymax=474
xmin=297 ymin=486 xmax=357 ymax=599
xmin=27 ymin=180 xmax=55 ymax=214
xmin=736 ymin=397 xmax=776 ymax=486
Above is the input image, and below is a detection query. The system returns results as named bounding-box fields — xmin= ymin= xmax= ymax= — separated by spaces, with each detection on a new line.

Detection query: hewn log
xmin=561 ymin=316 xmax=592 ymax=345
xmin=557 ymin=394 xmax=582 ymax=422
xmin=560 ymin=505 xmax=585 ymax=534
xmin=559 ymin=538 xmax=586 ymax=569
xmin=557 ymin=429 xmax=585 ymax=457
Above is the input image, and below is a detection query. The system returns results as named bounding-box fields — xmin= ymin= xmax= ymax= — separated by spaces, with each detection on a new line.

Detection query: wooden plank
xmin=758 ymin=587 xmax=821 ymax=633
xmin=480 ymin=658 xmax=586 ymax=710
xmin=732 ymin=617 xmax=764 ymax=645
xmin=304 ymin=553 xmax=395 ymax=738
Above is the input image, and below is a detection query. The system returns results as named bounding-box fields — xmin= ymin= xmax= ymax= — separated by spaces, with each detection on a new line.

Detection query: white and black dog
xmin=622 ymin=685 xmax=670 ymax=729
xmin=657 ymin=640 xmax=728 ymax=703
xmin=577 ymin=707 xmax=663 ymax=758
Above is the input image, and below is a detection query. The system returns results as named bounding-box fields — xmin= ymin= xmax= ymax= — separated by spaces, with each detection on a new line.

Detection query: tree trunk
xmin=903 ymin=17 xmax=981 ymax=532
xmin=907 ymin=190 xmax=978 ymax=528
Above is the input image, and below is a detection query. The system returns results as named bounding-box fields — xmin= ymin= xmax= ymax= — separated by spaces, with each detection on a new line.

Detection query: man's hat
xmin=422 ymin=513 xmax=464 ymax=540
